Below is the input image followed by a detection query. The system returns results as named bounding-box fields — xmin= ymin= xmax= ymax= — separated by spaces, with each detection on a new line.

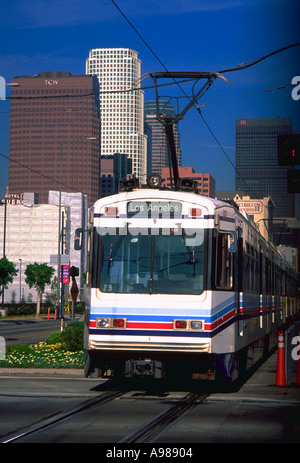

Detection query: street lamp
xmin=19 ymin=258 xmax=22 ymax=303
xmin=1 ymin=196 xmax=7 ymax=306
xmin=57 ymin=136 xmax=99 ymax=319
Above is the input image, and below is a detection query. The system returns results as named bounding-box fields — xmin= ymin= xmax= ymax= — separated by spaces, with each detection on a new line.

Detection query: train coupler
xmin=124 ymin=359 xmax=164 ymax=379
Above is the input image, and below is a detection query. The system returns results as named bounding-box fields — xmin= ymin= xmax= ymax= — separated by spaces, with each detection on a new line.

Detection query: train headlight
xmin=96 ymin=318 xmax=127 ymax=328
xmin=148 ymin=174 xmax=162 ymax=188
xmin=190 ymin=320 xmax=204 ymax=330
xmin=96 ymin=318 xmax=110 ymax=328
xmin=119 ymin=178 xmax=139 ymax=191
xmin=176 ymin=178 xmax=198 ymax=192
xmin=173 ymin=320 xmax=204 ymax=330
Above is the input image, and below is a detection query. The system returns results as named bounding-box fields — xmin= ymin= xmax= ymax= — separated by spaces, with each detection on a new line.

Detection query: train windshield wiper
xmin=107 ymin=237 xmax=123 ymax=274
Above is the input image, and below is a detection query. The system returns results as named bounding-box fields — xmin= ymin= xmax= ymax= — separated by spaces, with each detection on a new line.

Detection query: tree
xmin=0 ymin=257 xmax=18 ymax=300
xmin=25 ymin=262 xmax=55 ymax=318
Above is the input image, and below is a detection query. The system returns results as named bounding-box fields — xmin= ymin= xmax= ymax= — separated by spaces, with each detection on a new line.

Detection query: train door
xmin=263 ymin=253 xmax=269 ymax=333
xmin=259 ymin=244 xmax=265 ymax=331
xmin=237 ymin=228 xmax=244 ymax=338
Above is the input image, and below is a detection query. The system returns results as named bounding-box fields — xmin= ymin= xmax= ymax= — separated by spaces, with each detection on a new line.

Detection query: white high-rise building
xmin=86 ymin=48 xmax=147 ymax=180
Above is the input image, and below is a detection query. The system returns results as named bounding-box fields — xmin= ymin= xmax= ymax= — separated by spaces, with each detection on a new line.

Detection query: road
xmin=0 ymin=319 xmax=299 ymax=444
xmin=0 ymin=318 xmax=64 ymax=347
xmin=0 ymin=362 xmax=299 ymax=444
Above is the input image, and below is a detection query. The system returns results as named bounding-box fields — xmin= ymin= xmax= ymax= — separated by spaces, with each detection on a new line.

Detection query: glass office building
xmin=235 ymin=118 xmax=295 ymax=218
xmin=144 ymin=101 xmax=181 ymax=176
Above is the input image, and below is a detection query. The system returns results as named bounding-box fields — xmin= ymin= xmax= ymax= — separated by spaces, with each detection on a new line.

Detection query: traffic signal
xmin=287 ymin=170 xmax=300 ymax=193
xmin=277 ymin=134 xmax=300 ymax=166
xmin=69 ymin=266 xmax=79 ymax=277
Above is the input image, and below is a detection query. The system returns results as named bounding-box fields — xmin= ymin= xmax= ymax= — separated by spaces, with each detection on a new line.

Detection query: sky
xmin=0 ymin=0 xmax=299 ymax=201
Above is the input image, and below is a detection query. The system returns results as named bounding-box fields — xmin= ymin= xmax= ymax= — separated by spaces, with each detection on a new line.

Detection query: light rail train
xmin=76 ymin=176 xmax=299 ymax=382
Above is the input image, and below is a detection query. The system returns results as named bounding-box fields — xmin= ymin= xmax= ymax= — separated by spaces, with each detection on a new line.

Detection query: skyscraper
xmin=86 ymin=48 xmax=147 ymax=180
xmin=8 ymin=72 xmax=100 ymax=204
xmin=100 ymin=153 xmax=132 ymax=197
xmin=144 ymin=100 xmax=181 ymax=176
xmin=235 ymin=118 xmax=295 ymax=218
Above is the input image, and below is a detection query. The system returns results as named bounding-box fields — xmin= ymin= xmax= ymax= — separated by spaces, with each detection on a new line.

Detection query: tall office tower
xmin=8 ymin=72 xmax=101 ymax=205
xmin=235 ymin=118 xmax=295 ymax=218
xmin=100 ymin=153 xmax=132 ymax=197
xmin=144 ymin=101 xmax=181 ymax=176
xmin=86 ymin=48 xmax=147 ymax=180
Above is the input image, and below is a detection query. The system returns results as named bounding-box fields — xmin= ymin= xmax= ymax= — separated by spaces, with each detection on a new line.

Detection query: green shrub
xmin=45 ymin=332 xmax=63 ymax=346
xmin=61 ymin=322 xmax=84 ymax=352
xmin=7 ymin=344 xmax=32 ymax=355
xmin=7 ymin=305 xmax=36 ymax=316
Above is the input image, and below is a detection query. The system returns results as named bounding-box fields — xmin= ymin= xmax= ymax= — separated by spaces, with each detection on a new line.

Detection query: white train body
xmin=82 ymin=187 xmax=299 ymax=381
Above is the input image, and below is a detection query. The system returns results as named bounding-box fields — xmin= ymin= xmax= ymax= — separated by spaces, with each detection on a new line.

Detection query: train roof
xmin=93 ymin=187 xmax=229 ymax=210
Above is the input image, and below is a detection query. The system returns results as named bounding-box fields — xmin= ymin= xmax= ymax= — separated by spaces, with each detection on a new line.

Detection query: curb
xmin=0 ymin=368 xmax=85 ymax=377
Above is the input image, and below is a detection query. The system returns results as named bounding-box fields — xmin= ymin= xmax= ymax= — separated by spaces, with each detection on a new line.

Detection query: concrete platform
xmin=212 ymin=351 xmax=300 ymax=404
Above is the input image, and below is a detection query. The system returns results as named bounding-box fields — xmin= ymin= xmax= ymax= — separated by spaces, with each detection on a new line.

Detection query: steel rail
xmin=0 ymin=387 xmax=126 ymax=444
xmin=119 ymin=392 xmax=209 ymax=443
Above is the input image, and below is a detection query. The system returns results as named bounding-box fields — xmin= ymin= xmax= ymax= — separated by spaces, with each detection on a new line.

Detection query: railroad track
xmin=119 ymin=392 xmax=209 ymax=443
xmin=0 ymin=387 xmax=126 ymax=444
xmin=0 ymin=387 xmax=209 ymax=444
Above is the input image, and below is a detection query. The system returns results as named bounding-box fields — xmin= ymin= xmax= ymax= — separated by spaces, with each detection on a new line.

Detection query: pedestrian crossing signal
xmin=277 ymin=134 xmax=300 ymax=166
xmin=287 ymin=170 xmax=300 ymax=193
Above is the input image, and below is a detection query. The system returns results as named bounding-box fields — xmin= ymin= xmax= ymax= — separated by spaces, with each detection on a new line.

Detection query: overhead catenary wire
xmin=110 ymin=0 xmax=298 ymax=241
xmin=0 ymin=151 xmax=99 ymax=202
xmin=3 ymin=1 xmax=298 ymax=219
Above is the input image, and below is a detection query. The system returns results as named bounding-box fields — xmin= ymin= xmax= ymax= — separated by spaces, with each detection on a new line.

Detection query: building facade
xmin=86 ymin=48 xmax=147 ymax=180
xmin=0 ymin=191 xmax=88 ymax=304
xmin=100 ymin=153 xmax=132 ymax=197
xmin=48 ymin=190 xmax=88 ymax=298
xmin=0 ymin=200 xmax=67 ymax=303
xmin=234 ymin=194 xmax=275 ymax=242
xmin=161 ymin=166 xmax=215 ymax=197
xmin=144 ymin=100 xmax=181 ymax=176
xmin=8 ymin=72 xmax=100 ymax=205
xmin=235 ymin=118 xmax=295 ymax=218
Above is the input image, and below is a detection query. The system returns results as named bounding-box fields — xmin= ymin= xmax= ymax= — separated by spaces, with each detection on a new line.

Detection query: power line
xmin=5 ymin=77 xmax=200 ymax=101
xmin=110 ymin=0 xmax=288 ymax=236
xmin=197 ymin=83 xmax=295 ymax=108
xmin=110 ymin=0 xmax=169 ymax=72
xmin=0 ymin=151 xmax=99 ymax=201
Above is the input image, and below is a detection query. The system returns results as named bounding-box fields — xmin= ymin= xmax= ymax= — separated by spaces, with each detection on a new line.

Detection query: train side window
xmin=215 ymin=233 xmax=233 ymax=289
xmin=282 ymin=271 xmax=286 ymax=296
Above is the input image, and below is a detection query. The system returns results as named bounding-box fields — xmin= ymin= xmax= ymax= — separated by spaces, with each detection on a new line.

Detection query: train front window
xmin=99 ymin=230 xmax=205 ymax=295
xmin=100 ymin=234 xmax=152 ymax=293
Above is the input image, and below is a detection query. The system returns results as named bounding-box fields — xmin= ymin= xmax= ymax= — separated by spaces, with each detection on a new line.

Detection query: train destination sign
xmin=127 ymin=201 xmax=182 ymax=217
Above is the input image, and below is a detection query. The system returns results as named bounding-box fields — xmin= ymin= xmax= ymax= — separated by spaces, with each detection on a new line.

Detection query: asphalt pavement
xmin=0 ymin=349 xmax=299 ymax=400
xmin=0 ymin=351 xmax=299 ymax=443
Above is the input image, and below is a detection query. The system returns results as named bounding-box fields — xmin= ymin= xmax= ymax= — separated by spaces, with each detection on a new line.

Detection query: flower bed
xmin=0 ymin=322 xmax=85 ymax=369
xmin=0 ymin=342 xmax=85 ymax=369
